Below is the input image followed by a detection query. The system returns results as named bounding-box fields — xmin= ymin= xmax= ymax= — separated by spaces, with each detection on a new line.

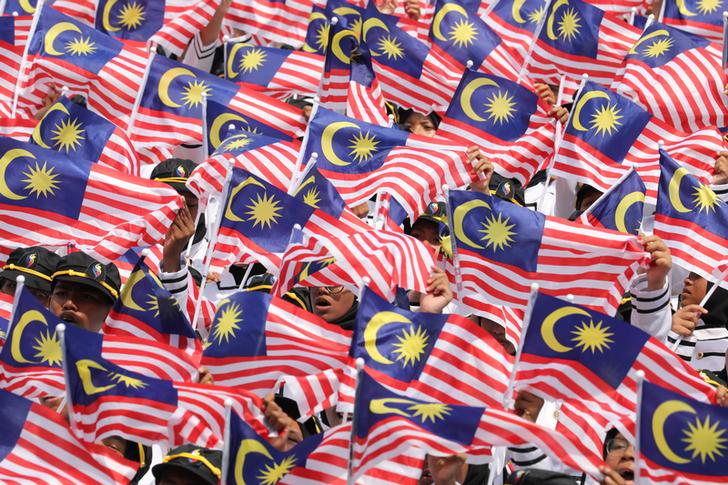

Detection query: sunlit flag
xmin=661 ymin=0 xmax=725 ymax=43
xmin=301 ymin=0 xmax=363 ymax=56
xmin=319 ymin=15 xmax=359 ymax=114
xmin=226 ymin=0 xmax=317 ymax=47
xmin=0 ymin=16 xmax=25 ymax=117
xmin=347 ymin=44 xmax=390 ymax=126
xmin=483 ymin=0 xmax=549 ymax=67
xmin=578 ymin=169 xmax=646 ymax=235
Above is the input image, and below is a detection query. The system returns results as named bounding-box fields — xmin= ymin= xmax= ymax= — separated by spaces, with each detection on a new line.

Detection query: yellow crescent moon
xmin=333 ymin=6 xmax=360 ymax=16
xmin=452 ymin=198 xmax=490 ymax=250
xmin=675 ymin=0 xmax=697 ymax=17
xmin=75 ymin=359 xmax=117 ymax=396
xmin=44 ymin=22 xmax=82 ymax=57
xmin=571 ymin=91 xmax=610 ymax=132
xmin=224 ymin=177 xmax=266 ymax=222
xmin=293 ymin=174 xmax=316 ymax=197
xmin=227 ymin=43 xmax=247 ymax=78
xmin=120 ymin=269 xmax=147 ymax=312
xmin=303 ymin=12 xmax=329 ymax=52
xmin=668 ymin=167 xmax=692 ymax=214
xmin=628 ymin=29 xmax=671 ymax=55
xmin=234 ymin=439 xmax=274 ymax=485
xmin=19 ymin=0 xmax=35 ymax=14
xmin=10 ymin=309 xmax=47 ymax=364
xmin=210 ymin=112 xmax=249 ymax=149
xmin=432 ymin=3 xmax=469 ymax=42
xmin=102 ymin=0 xmax=121 ymax=33
xmin=33 ymin=101 xmax=71 ymax=149
xmin=460 ymin=77 xmax=500 ymax=123
xmin=370 ymin=397 xmax=417 ymax=417
xmin=540 ymin=306 xmax=591 ymax=353
xmin=321 ymin=121 xmax=358 ymax=167
xmin=512 ymin=0 xmax=527 ymax=23
xmin=158 ymin=67 xmax=196 ymax=109
xmin=363 ymin=17 xmax=390 ymax=57
xmin=546 ymin=0 xmax=569 ymax=41
xmin=652 ymin=400 xmax=696 ymax=464
xmin=364 ymin=311 xmax=413 ymax=365
xmin=614 ymin=191 xmax=645 ymax=234
xmin=332 ymin=29 xmax=356 ymax=64
xmin=0 ymin=148 xmax=34 ymax=201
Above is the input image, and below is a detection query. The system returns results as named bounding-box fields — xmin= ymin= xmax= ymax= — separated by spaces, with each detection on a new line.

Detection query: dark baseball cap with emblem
xmin=51 ymin=252 xmax=121 ymax=305
xmin=0 ymin=246 xmax=60 ymax=293
xmin=150 ymin=158 xmax=197 ymax=193
xmin=152 ymin=444 xmax=222 ymax=485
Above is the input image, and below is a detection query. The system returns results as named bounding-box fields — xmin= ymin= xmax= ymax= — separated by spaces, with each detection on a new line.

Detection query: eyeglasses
xmin=606 ymin=438 xmax=630 ymax=455
xmin=317 ymin=286 xmax=345 ymax=296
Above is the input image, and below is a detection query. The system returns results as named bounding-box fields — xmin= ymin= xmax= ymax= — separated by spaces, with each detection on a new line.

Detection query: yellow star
xmin=528 ymin=4 xmax=546 ymax=23
xmin=302 ymin=187 xmax=321 ymax=208
xmin=348 ymin=130 xmax=379 ymax=163
xmin=21 ymin=161 xmax=60 ymax=198
xmin=392 ymin=325 xmax=429 ymax=368
xmin=108 ymin=372 xmax=148 ymax=389
xmin=478 ymin=212 xmax=516 ymax=251
xmin=448 ymin=18 xmax=478 ymax=48
xmin=315 ymin=23 xmax=330 ymax=52
xmin=224 ymin=135 xmax=252 ymax=151
xmin=484 ymin=90 xmax=516 ymax=125
xmin=32 ymin=329 xmax=62 ymax=366
xmin=697 ymin=0 xmax=722 ymax=14
xmin=589 ymin=103 xmax=623 ymax=137
xmin=181 ymin=80 xmax=210 ymax=109
xmin=557 ymin=8 xmax=581 ymax=42
xmin=65 ymin=36 xmax=97 ymax=56
xmin=682 ymin=415 xmax=728 ymax=463
xmin=257 ymin=455 xmax=297 ymax=485
xmin=643 ymin=38 xmax=673 ymax=58
xmin=239 ymin=48 xmax=267 ymax=74
xmin=146 ymin=294 xmax=180 ymax=317
xmin=692 ymin=184 xmax=720 ymax=214
xmin=117 ymin=1 xmax=145 ymax=30
xmin=211 ymin=302 xmax=243 ymax=346
xmin=245 ymin=192 xmax=283 ymax=229
xmin=570 ymin=320 xmax=614 ymax=353
xmin=407 ymin=403 xmax=451 ymax=423
xmin=378 ymin=35 xmax=405 ymax=60
xmin=51 ymin=117 xmax=85 ymax=152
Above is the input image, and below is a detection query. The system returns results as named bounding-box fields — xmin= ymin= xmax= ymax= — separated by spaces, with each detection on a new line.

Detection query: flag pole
xmin=628 ymin=7 xmax=637 ymax=25
xmin=222 ymin=35 xmax=230 ymax=80
xmin=0 ymin=0 xmax=7 ymax=15
xmin=517 ymin=0 xmax=553 ymax=83
xmin=441 ymin=184 xmax=465 ymax=308
xmin=287 ymin=97 xmax=320 ymax=195
xmin=7 ymin=275 xmax=25 ymax=337
xmin=201 ymin=94 xmax=209 ymax=162
xmin=503 ymin=283 xmax=539 ymax=410
xmin=57 ymin=323 xmax=76 ymax=436
xmin=346 ymin=356 xmax=366 ymax=485
xmin=126 ymin=49 xmax=157 ymax=136
xmin=10 ymin=0 xmax=44 ymax=118
xmin=220 ymin=399 xmax=233 ymax=484
xmin=722 ymin=12 xmax=728 ymax=73
xmin=633 ymin=370 xmax=646 ymax=485
xmin=657 ymin=0 xmax=666 ymax=22
xmin=578 ymin=166 xmax=637 ymax=224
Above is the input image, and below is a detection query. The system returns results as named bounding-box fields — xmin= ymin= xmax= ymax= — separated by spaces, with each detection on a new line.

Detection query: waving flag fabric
xmin=226 ymin=0 xmax=316 ymax=47
xmin=483 ymin=0 xmax=549 ymax=67
xmin=637 ymin=381 xmax=728 ymax=484
xmin=301 ymin=0 xmax=363 ymax=55
xmin=0 ymin=292 xmax=10 ymax=348
xmin=270 ymin=233 xmax=334 ymax=297
xmin=319 ymin=15 xmax=359 ymax=114
xmin=662 ymin=0 xmax=724 ymax=43
xmin=439 ymin=69 xmax=555 ymax=186
xmin=0 ymin=144 xmax=179 ymax=264
xmin=578 ymin=169 xmax=646 ymax=235
xmin=552 ymin=80 xmax=722 ymax=204
xmin=304 ymin=107 xmax=474 ymax=220
xmin=529 ymin=0 xmax=642 ymax=86
xmin=0 ymin=117 xmax=38 ymax=142
xmin=0 ymin=388 xmax=138 ymax=484
xmin=654 ymin=150 xmax=728 ymax=285
xmin=29 ymin=95 xmax=140 ymax=175
xmin=104 ymin=257 xmax=201 ymax=362
xmin=514 ymin=292 xmax=716 ymax=442
xmin=0 ymin=16 xmax=24 ymax=117
xmin=448 ymin=190 xmax=648 ymax=315
xmin=347 ymin=45 xmax=389 ymax=126
xmin=202 ymin=291 xmax=351 ymax=395
xmin=613 ymin=21 xmax=728 ymax=132
xmin=225 ymin=42 xmax=324 ymax=99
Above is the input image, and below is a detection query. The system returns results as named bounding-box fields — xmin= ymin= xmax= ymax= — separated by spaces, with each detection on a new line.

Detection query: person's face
xmin=681 ymin=272 xmax=708 ymax=307
xmin=604 ymin=433 xmax=634 ymax=484
xmin=410 ymin=219 xmax=440 ymax=247
xmin=0 ymin=278 xmax=50 ymax=306
xmin=183 ymin=192 xmax=199 ymax=222
xmin=404 ymin=112 xmax=437 ymax=137
xmin=310 ymin=286 xmax=356 ymax=323
xmin=301 ymin=105 xmax=313 ymax=122
xmin=102 ymin=436 xmax=127 ymax=457
xmin=158 ymin=467 xmax=208 ymax=485
xmin=50 ymin=281 xmax=112 ymax=333
xmin=473 ymin=316 xmax=516 ymax=355
xmin=577 ymin=189 xmax=602 ymax=212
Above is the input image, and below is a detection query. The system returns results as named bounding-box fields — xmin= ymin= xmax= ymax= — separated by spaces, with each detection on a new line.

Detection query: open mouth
xmin=619 ymin=470 xmax=634 ymax=481
xmin=314 ymin=296 xmax=332 ymax=310
xmin=60 ymin=312 xmax=77 ymax=324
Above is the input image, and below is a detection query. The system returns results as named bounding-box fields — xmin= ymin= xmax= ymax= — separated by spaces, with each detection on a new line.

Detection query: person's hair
xmin=603 ymin=427 xmax=620 ymax=458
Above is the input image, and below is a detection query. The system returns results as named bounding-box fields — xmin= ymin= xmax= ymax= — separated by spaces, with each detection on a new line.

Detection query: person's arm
xmin=630 ymin=236 xmax=672 ymax=340
xmin=418 ymin=266 xmax=453 ymax=314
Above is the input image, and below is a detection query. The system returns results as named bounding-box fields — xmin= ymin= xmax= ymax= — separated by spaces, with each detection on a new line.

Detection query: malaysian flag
xmin=513 ymin=292 xmax=716 ymax=442
xmin=528 ymin=0 xmax=642 ymax=86
xmin=439 ymin=69 xmax=555 ymax=186
xmin=301 ymin=0 xmax=363 ymax=55
xmin=0 ymin=16 xmax=24 ymax=117
xmin=0 ymin=137 xmax=181 ymax=263
xmin=654 ymin=149 xmax=728 ymax=286
xmin=581 ymin=0 xmax=645 ymax=14
xmin=29 ymin=95 xmax=140 ymax=175
xmin=351 ymin=371 xmax=604 ymax=481
xmin=662 ymin=0 xmax=724 ymax=42
xmin=0 ymin=292 xmax=10 ymax=346
xmin=201 ymin=291 xmax=351 ymax=395
xmin=0 ymin=0 xmax=38 ymax=14
xmin=0 ymin=388 xmax=139 ymax=483
xmin=226 ymin=0 xmax=316 ymax=47
xmin=225 ymin=42 xmax=324 ymax=99
xmin=578 ymin=169 xmax=646 ymax=235
xmin=613 ymin=21 xmax=728 ymax=132
xmin=483 ymin=0 xmax=549 ymax=67
xmin=22 ymin=4 xmax=150 ymax=131
xmin=636 ymin=380 xmax=728 ymax=484
xmin=319 ymin=15 xmax=359 ymax=114
xmin=347 ymin=45 xmax=390 ymax=126
xmin=343 ymin=287 xmax=513 ymax=412
xmin=104 ymin=257 xmax=202 ymax=362
xmin=447 ymin=189 xmax=649 ymax=315
xmin=304 ymin=107 xmax=474 ymax=220
xmin=270 ymin=232 xmax=335 ymax=297
xmin=552 ymin=80 xmax=723 ymax=205
xmin=0 ymin=117 xmax=37 ymax=142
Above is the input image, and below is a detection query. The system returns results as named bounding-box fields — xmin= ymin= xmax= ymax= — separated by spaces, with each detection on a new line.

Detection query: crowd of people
xmin=1 ymin=0 xmax=728 ymax=483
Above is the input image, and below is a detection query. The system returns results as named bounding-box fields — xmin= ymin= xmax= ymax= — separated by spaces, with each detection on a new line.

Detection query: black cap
xmin=488 ymin=173 xmax=525 ymax=206
xmin=51 ymin=252 xmax=121 ymax=305
xmin=0 ymin=246 xmax=60 ymax=293
xmin=287 ymin=95 xmax=314 ymax=110
xmin=150 ymin=158 xmax=197 ymax=193
xmin=506 ymin=469 xmax=579 ymax=484
xmin=152 ymin=445 xmax=222 ymax=485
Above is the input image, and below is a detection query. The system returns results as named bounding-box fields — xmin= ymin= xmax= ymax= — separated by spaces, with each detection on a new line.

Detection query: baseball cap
xmin=0 ymin=246 xmax=60 ymax=293
xmin=51 ymin=252 xmax=121 ymax=305
xmin=150 ymin=158 xmax=197 ymax=193
xmin=152 ymin=444 xmax=222 ymax=485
